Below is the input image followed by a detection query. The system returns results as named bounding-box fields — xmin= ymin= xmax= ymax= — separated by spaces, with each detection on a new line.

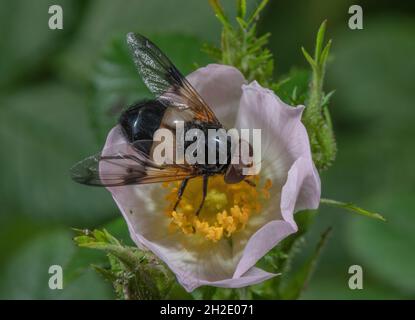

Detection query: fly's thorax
xmin=161 ymin=107 xmax=194 ymax=129
xmin=182 ymin=121 xmax=231 ymax=171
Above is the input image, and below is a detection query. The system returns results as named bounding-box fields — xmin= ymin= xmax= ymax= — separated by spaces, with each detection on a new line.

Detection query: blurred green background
xmin=0 ymin=0 xmax=414 ymax=299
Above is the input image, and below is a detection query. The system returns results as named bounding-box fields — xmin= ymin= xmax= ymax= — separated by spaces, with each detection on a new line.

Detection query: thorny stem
xmin=302 ymin=21 xmax=336 ymax=170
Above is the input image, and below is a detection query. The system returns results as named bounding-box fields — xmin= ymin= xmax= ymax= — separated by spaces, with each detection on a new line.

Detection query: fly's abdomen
xmin=119 ymin=100 xmax=167 ymax=154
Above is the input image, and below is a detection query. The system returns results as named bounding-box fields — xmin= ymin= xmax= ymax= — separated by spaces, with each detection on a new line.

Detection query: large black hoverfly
xmin=71 ymin=33 xmax=255 ymax=215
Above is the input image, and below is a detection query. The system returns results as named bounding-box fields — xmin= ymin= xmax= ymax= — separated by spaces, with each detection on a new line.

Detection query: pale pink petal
xmin=236 ymin=81 xmax=309 ymax=186
xmin=280 ymin=158 xmax=320 ymax=227
xmin=235 ymin=80 xmax=320 ymax=213
xmin=196 ymin=268 xmax=276 ymax=292
xmin=233 ymin=221 xmax=296 ymax=278
xmin=232 ymin=81 xmax=321 ymax=277
xmin=126 ymin=210 xmax=277 ymax=292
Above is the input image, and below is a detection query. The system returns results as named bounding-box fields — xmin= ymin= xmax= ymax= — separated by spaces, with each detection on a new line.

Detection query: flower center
xmin=163 ymin=175 xmax=272 ymax=242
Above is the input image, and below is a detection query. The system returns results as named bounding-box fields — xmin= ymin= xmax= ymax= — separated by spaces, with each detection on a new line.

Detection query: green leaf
xmin=279 ymin=227 xmax=332 ymax=299
xmin=73 ymin=228 xmax=176 ymax=300
xmin=0 ymin=229 xmax=112 ymax=299
xmin=64 ymin=218 xmax=132 ymax=284
xmin=209 ymin=0 xmax=231 ymax=28
xmin=320 ymin=39 xmax=332 ymax=66
xmin=301 ymin=47 xmax=317 ymax=71
xmin=321 ymin=89 xmax=336 ymax=107
xmin=0 ymin=0 xmax=82 ymax=88
xmin=274 ymin=68 xmax=310 ymax=105
xmin=235 ymin=17 xmax=248 ymax=30
xmin=347 ymin=194 xmax=415 ymax=294
xmin=321 ymin=198 xmax=386 ymax=221
xmin=314 ymin=20 xmax=327 ymax=64
xmin=0 ymin=84 xmax=116 ymax=225
xmin=58 ymin=0 xmax=231 ymax=82
xmin=73 ymin=229 xmax=142 ymax=269
xmin=251 ymin=210 xmax=316 ymax=299
xmin=246 ymin=0 xmax=269 ymax=26
xmin=91 ymin=264 xmax=118 ymax=283
xmin=237 ymin=0 xmax=247 ymax=19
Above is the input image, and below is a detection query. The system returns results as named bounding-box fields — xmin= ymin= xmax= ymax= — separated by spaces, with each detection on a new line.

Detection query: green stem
xmin=306 ymin=68 xmax=323 ymax=120
xmin=302 ymin=21 xmax=336 ymax=171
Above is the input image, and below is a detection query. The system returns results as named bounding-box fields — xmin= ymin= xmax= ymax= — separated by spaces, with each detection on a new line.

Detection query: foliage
xmin=69 ymin=0 xmax=386 ymax=300
xmin=73 ymin=228 xmax=175 ymax=300
xmin=208 ymin=1 xmax=336 ymax=171
xmin=321 ymin=198 xmax=385 ymax=221
xmin=206 ymin=0 xmax=273 ymax=86
xmin=301 ymin=21 xmax=337 ymax=171
xmin=1 ymin=0 xmax=409 ymax=300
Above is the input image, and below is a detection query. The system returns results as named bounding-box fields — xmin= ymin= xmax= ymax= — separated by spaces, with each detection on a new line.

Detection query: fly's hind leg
xmin=173 ymin=178 xmax=189 ymax=211
xmin=195 ymin=175 xmax=208 ymax=216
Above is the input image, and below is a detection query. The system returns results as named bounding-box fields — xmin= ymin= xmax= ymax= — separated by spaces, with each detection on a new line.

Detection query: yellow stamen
xmin=163 ymin=175 xmax=272 ymax=242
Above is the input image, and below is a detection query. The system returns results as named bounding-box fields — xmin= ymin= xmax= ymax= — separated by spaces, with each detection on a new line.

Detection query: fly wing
xmin=126 ymin=32 xmax=220 ymax=125
xmin=70 ymin=140 xmax=196 ymax=187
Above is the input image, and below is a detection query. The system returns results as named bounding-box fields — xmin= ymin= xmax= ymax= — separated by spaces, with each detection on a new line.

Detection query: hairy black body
xmin=119 ymin=102 xmax=234 ymax=215
xmin=70 ymin=33 xmax=253 ymax=217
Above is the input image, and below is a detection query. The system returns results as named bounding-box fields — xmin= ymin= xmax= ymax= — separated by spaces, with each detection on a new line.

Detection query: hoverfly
xmin=71 ymin=33 xmax=255 ymax=215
